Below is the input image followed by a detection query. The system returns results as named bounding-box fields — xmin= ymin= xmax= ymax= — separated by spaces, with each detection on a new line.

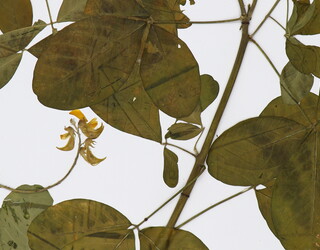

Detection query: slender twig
xmin=176 ymin=186 xmax=254 ymax=228
xmin=162 ymin=142 xmax=197 ymax=157
xmin=251 ymin=0 xmax=281 ymax=37
xmin=0 ymin=130 xmax=82 ymax=194
xmin=134 ymin=166 xmax=205 ymax=229
xmin=153 ymin=18 xmax=241 ymax=25
xmin=249 ymin=37 xmax=280 ymax=77
xmin=286 ymin=0 xmax=289 ymax=31
xmin=238 ymin=0 xmax=246 ymax=15
xmin=45 ymin=0 xmax=55 ymax=33
xmin=194 ymin=127 xmax=204 ymax=155
xmin=166 ymin=2 xmax=257 ymax=228
xmin=269 ymin=16 xmax=286 ymax=31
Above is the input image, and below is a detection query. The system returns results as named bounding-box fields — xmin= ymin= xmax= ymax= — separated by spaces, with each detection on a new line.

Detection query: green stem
xmin=286 ymin=0 xmax=289 ymax=31
xmin=166 ymin=2 xmax=256 ymax=228
xmin=153 ymin=18 xmax=241 ymax=25
xmin=249 ymin=37 xmax=280 ymax=77
xmin=269 ymin=16 xmax=286 ymax=31
xmin=162 ymin=142 xmax=197 ymax=157
xmin=251 ymin=0 xmax=280 ymax=37
xmin=134 ymin=166 xmax=205 ymax=228
xmin=176 ymin=186 xmax=254 ymax=228
xmin=0 ymin=129 xmax=82 ymax=193
xmin=45 ymin=0 xmax=55 ymax=33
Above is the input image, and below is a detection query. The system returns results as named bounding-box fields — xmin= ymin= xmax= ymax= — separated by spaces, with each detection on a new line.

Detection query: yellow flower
xmin=80 ymin=138 xmax=106 ymax=166
xmin=69 ymin=109 xmax=104 ymax=139
xmin=57 ymin=126 xmax=75 ymax=151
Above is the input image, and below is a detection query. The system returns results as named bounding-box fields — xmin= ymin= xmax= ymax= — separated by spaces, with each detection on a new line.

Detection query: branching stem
xmin=45 ymin=0 xmax=55 ymax=33
xmin=269 ymin=16 xmax=286 ymax=31
xmin=166 ymin=1 xmax=256 ymax=228
xmin=0 ymin=130 xmax=82 ymax=194
xmin=251 ymin=0 xmax=281 ymax=37
xmin=176 ymin=186 xmax=254 ymax=228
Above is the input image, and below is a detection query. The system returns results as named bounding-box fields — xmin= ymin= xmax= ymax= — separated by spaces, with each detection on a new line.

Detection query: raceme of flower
xmin=57 ymin=110 xmax=106 ymax=166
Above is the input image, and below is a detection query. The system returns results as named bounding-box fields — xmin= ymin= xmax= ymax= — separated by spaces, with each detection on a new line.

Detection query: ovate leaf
xmin=286 ymin=37 xmax=320 ymax=78
xmin=288 ymin=0 xmax=320 ymax=35
xmin=199 ymin=74 xmax=219 ymax=111
xmin=0 ymin=20 xmax=47 ymax=58
xmin=207 ymin=117 xmax=306 ymax=186
xmin=91 ymin=67 xmax=162 ymax=142
xmin=141 ymin=25 xmax=201 ymax=118
xmin=165 ymin=123 xmax=202 ymax=140
xmin=0 ymin=0 xmax=32 ymax=33
xmin=139 ymin=227 xmax=208 ymax=249
xmin=0 ymin=185 xmax=53 ymax=250
xmin=179 ymin=105 xmax=202 ymax=125
xmin=33 ymin=16 xmax=144 ymax=109
xmin=0 ymin=53 xmax=22 ymax=89
xmin=255 ymin=180 xmax=277 ymax=235
xmin=27 ymin=35 xmax=53 ymax=58
xmin=57 ymin=0 xmax=89 ymax=22
xmin=280 ymin=61 xmax=313 ymax=104
xmin=28 ymin=199 xmax=134 ymax=249
xmin=163 ymin=148 xmax=179 ymax=188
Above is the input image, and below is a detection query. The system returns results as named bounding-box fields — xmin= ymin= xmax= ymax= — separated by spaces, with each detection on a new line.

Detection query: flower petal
xmin=57 ymin=134 xmax=75 ymax=151
xmin=69 ymin=109 xmax=87 ymax=121
xmin=79 ymin=122 xmax=104 ymax=139
xmin=86 ymin=147 xmax=106 ymax=166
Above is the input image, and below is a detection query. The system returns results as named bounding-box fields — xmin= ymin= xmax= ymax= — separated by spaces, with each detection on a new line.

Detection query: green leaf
xmin=0 ymin=20 xmax=47 ymax=58
xmin=207 ymin=117 xmax=307 ymax=186
xmin=288 ymin=0 xmax=320 ymax=35
xmin=165 ymin=123 xmax=202 ymax=140
xmin=280 ymin=61 xmax=313 ymax=104
xmin=0 ymin=185 xmax=53 ymax=250
xmin=0 ymin=0 xmax=32 ymax=33
xmin=32 ymin=16 xmax=145 ymax=109
xmin=286 ymin=37 xmax=320 ymax=78
xmin=27 ymin=35 xmax=53 ymax=58
xmin=91 ymin=67 xmax=162 ymax=142
xmin=28 ymin=199 xmax=134 ymax=249
xmin=255 ymin=180 xmax=277 ymax=235
xmin=163 ymin=148 xmax=179 ymax=188
xmin=0 ymin=53 xmax=22 ymax=89
xmin=84 ymin=0 xmax=148 ymax=17
xmin=139 ymin=227 xmax=208 ymax=249
xmin=141 ymin=25 xmax=201 ymax=118
xmin=179 ymin=105 xmax=202 ymax=125
xmin=199 ymin=74 xmax=219 ymax=111
xmin=57 ymin=0 xmax=89 ymax=22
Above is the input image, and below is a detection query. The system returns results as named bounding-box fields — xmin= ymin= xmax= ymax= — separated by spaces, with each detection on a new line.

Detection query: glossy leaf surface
xmin=0 ymin=185 xmax=53 ymax=250
xmin=280 ymin=61 xmax=313 ymax=104
xmin=57 ymin=0 xmax=89 ymax=22
xmin=139 ymin=227 xmax=208 ymax=249
xmin=0 ymin=20 xmax=46 ymax=58
xmin=207 ymin=117 xmax=306 ymax=186
xmin=165 ymin=123 xmax=202 ymax=140
xmin=199 ymin=74 xmax=219 ymax=111
xmin=0 ymin=0 xmax=33 ymax=33
xmin=286 ymin=37 xmax=320 ymax=78
xmin=163 ymin=148 xmax=179 ymax=188
xmin=0 ymin=53 xmax=22 ymax=89
xmin=91 ymin=67 xmax=162 ymax=142
xmin=28 ymin=199 xmax=134 ymax=249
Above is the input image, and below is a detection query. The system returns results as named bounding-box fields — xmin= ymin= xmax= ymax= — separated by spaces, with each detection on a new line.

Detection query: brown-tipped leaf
xmin=0 ymin=185 xmax=53 ymax=250
xmin=28 ymin=199 xmax=134 ymax=249
xmin=0 ymin=0 xmax=32 ymax=33
xmin=280 ymin=61 xmax=313 ymax=104
xmin=163 ymin=148 xmax=179 ymax=188
xmin=139 ymin=227 xmax=208 ymax=249
xmin=165 ymin=122 xmax=202 ymax=140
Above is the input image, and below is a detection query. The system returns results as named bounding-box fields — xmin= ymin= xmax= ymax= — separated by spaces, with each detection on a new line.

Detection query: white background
xmin=0 ymin=0 xmax=319 ymax=249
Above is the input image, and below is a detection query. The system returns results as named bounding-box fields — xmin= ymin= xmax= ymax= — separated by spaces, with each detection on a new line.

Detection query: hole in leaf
xmin=255 ymin=184 xmax=266 ymax=190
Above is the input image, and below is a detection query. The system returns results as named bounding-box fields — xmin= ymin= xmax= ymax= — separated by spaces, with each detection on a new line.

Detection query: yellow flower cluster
xmin=57 ymin=110 xmax=106 ymax=166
